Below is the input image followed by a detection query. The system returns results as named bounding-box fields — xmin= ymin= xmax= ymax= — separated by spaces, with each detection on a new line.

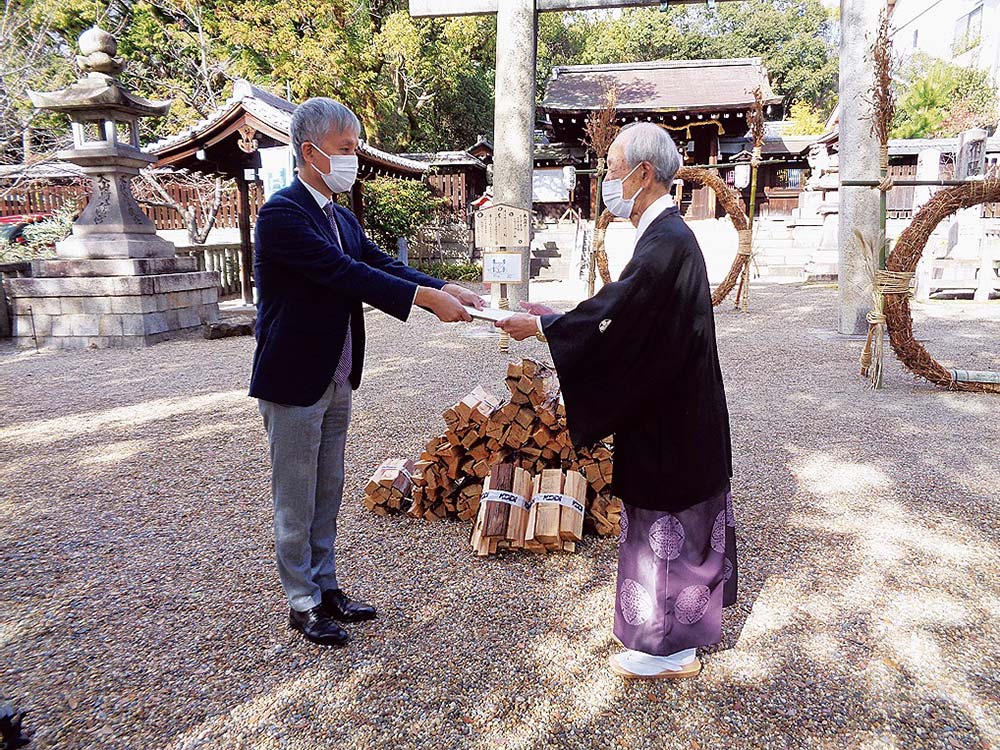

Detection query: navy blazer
xmin=249 ymin=177 xmax=446 ymax=406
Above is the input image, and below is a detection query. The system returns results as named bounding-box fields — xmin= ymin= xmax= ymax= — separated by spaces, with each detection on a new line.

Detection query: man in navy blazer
xmin=251 ymin=97 xmax=483 ymax=647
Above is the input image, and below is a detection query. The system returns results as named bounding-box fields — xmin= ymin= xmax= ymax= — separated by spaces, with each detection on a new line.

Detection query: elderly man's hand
xmin=443 ymin=283 xmax=486 ymax=310
xmin=519 ymin=301 xmax=556 ymax=316
xmin=495 ymin=313 xmax=540 ymax=342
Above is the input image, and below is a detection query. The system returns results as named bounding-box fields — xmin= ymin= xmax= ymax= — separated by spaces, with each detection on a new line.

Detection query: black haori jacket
xmin=541 ymin=206 xmax=732 ymax=513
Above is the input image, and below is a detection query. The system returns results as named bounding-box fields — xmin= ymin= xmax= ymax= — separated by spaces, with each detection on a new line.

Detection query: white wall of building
xmin=891 ymin=0 xmax=1000 ymax=96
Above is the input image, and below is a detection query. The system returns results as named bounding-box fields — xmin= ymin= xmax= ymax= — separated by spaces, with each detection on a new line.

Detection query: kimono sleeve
xmin=542 ymin=250 xmax=692 ymax=447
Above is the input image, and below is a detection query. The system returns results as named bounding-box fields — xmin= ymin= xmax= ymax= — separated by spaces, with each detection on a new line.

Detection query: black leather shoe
xmin=288 ymin=606 xmax=351 ymax=647
xmin=321 ymin=589 xmax=377 ymax=623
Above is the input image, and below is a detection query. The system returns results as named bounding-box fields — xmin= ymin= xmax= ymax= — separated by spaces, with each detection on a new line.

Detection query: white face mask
xmin=602 ymin=163 xmax=643 ymax=219
xmin=309 ymin=144 xmax=359 ymax=194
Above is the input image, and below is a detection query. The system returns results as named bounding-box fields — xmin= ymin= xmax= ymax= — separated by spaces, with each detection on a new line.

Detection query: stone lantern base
xmin=4 ymin=257 xmax=219 ymax=349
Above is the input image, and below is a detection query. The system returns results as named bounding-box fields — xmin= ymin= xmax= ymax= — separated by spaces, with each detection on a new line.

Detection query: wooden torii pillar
xmin=233 ymin=125 xmax=260 ymax=305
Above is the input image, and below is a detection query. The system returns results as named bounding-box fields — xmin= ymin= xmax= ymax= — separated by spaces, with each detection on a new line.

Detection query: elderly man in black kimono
xmin=497 ymin=123 xmax=736 ymax=680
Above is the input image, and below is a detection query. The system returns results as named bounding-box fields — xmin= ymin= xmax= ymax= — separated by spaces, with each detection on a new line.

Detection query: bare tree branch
xmin=133 ymin=168 xmax=231 ymax=244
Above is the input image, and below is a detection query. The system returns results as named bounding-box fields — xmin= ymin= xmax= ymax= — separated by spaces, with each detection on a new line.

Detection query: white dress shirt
xmin=536 ymin=192 xmax=676 ymax=335
xmin=633 ymin=192 xmax=676 ymax=248
xmin=302 ymin=178 xmax=340 ymax=247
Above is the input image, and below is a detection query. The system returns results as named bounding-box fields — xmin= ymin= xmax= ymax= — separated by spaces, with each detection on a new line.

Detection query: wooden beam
xmin=410 ymin=0 xmax=730 ymax=16
xmin=351 ymin=181 xmax=365 ymax=226
xmin=235 ymin=175 xmax=254 ymax=305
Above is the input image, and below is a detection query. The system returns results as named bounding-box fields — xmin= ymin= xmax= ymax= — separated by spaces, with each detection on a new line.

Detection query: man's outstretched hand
xmin=416 ymin=287 xmax=473 ymax=323
xmin=519 ymin=301 xmax=556 ymax=316
xmin=443 ymin=283 xmax=486 ymax=310
xmin=495 ymin=313 xmax=540 ymax=341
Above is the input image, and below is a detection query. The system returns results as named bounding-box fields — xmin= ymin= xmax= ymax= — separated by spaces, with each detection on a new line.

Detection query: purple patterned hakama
xmin=614 ymin=489 xmax=737 ymax=656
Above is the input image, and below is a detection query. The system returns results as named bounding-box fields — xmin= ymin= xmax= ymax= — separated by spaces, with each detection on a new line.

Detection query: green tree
xmin=551 ymin=1 xmax=838 ymax=116
xmin=370 ymin=11 xmax=495 ymax=150
xmin=362 ymin=176 xmax=447 ymax=251
xmin=219 ymin=1 xmax=494 ymax=151
xmin=892 ymin=54 xmax=999 ymax=138
xmin=9 ymin=0 xmax=846 ymax=163
xmin=784 ymin=99 xmax=826 ymax=135
xmin=536 ymin=11 xmax=589 ymax=92
xmin=21 ymin=0 xmax=233 ymax=143
xmin=1 ymin=0 xmax=77 ymax=163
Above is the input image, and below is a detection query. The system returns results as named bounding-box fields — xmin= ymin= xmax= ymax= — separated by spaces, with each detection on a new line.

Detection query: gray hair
xmin=290 ymin=97 xmax=362 ymax=162
xmin=617 ymin=122 xmax=682 ymax=186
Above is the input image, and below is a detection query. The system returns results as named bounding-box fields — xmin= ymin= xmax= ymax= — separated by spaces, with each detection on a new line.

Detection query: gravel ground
xmin=1 ymin=282 xmax=998 ymax=750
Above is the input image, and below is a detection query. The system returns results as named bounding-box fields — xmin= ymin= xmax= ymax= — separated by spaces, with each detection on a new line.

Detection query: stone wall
xmin=5 ymin=270 xmax=218 ymax=349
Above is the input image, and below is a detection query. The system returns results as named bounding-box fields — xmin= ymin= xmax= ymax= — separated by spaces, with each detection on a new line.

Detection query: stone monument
xmin=4 ymin=27 xmax=219 ymax=349
xmin=803 ymin=142 xmax=841 ymax=281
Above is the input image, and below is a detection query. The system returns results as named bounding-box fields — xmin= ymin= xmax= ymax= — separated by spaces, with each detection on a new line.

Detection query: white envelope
xmin=465 ymin=305 xmax=516 ymax=323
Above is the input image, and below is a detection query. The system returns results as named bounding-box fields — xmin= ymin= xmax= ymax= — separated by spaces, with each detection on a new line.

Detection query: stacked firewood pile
xmin=363 ymin=458 xmax=416 ymax=517
xmin=364 ymin=359 xmax=622 ymax=550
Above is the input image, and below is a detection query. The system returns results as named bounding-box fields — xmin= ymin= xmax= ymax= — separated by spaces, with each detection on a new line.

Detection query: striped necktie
xmin=323 ymin=201 xmax=352 ymax=386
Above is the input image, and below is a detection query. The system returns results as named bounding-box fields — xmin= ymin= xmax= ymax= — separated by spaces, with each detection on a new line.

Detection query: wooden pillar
xmin=707 ymin=135 xmax=719 ymax=218
xmin=351 ymin=180 xmax=365 ymax=226
xmin=236 ymin=175 xmax=254 ymax=305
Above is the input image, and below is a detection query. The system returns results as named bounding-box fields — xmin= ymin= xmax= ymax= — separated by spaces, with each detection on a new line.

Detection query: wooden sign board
xmin=474 ymin=203 xmax=531 ymax=249
xmin=482 ymin=251 xmax=524 ymax=284
xmin=410 ymin=0 xmax=720 ymax=16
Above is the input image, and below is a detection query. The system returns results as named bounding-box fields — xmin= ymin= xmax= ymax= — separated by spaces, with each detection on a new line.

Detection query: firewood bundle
xmin=472 ymin=466 xmax=588 ymax=556
xmin=363 ymin=458 xmax=415 ymax=517
xmin=471 ymin=463 xmax=533 ymax=555
xmin=588 ymin=493 xmax=623 ymax=537
xmin=524 ymin=468 xmax=586 ymax=553
xmin=373 ymin=358 xmax=622 ymax=541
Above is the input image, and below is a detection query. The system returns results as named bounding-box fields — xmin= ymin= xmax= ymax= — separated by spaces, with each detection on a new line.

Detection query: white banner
xmin=259 ymin=146 xmax=294 ymax=200
xmin=481 ymin=489 xmax=529 ymax=510
xmin=530 ymin=492 xmax=584 ymax=517
xmin=532 ymin=168 xmax=571 ymax=203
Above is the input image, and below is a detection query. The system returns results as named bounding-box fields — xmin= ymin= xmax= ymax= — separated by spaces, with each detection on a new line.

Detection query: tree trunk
xmin=193 ymin=178 xmax=224 ymax=244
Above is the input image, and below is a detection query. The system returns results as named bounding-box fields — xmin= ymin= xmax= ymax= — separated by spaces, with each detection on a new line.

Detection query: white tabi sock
xmin=613 ymin=648 xmax=698 ymax=676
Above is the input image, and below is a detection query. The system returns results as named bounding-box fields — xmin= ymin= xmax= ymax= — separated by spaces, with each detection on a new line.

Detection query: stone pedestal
xmin=796 ymin=190 xmax=824 ymax=221
xmin=806 ymin=200 xmax=841 ymax=281
xmin=5 ymin=257 xmax=218 ymax=349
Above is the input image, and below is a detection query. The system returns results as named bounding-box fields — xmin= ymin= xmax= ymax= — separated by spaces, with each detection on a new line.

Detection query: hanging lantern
xmin=734 ymin=163 xmax=751 ymax=189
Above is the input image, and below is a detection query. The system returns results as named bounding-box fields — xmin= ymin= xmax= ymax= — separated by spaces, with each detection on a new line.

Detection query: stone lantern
xmin=5 ymin=27 xmax=219 ymax=348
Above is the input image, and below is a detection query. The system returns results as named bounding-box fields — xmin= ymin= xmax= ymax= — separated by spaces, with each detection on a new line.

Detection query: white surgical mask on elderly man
xmin=602 ymin=163 xmax=644 ymax=219
xmin=308 ymin=143 xmax=359 ymax=194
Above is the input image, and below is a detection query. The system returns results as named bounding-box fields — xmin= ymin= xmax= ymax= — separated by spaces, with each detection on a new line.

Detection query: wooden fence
xmin=175 ymin=243 xmax=245 ymax=298
xmin=427 ymin=173 xmax=466 ymax=220
xmin=142 ymin=182 xmax=265 ymax=230
xmin=0 ymin=181 xmax=88 ymax=217
xmin=0 ymin=179 xmax=264 ymax=230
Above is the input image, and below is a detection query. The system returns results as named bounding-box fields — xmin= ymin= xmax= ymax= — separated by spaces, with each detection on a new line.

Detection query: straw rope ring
xmin=885 ymin=179 xmax=1000 ymax=393
xmin=590 ymin=167 xmax=751 ymax=307
xmin=676 ymin=167 xmax=753 ymax=306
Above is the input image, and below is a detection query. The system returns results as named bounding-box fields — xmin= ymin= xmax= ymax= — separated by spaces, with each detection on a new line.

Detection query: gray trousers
xmin=258 ymin=380 xmax=353 ymax=612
